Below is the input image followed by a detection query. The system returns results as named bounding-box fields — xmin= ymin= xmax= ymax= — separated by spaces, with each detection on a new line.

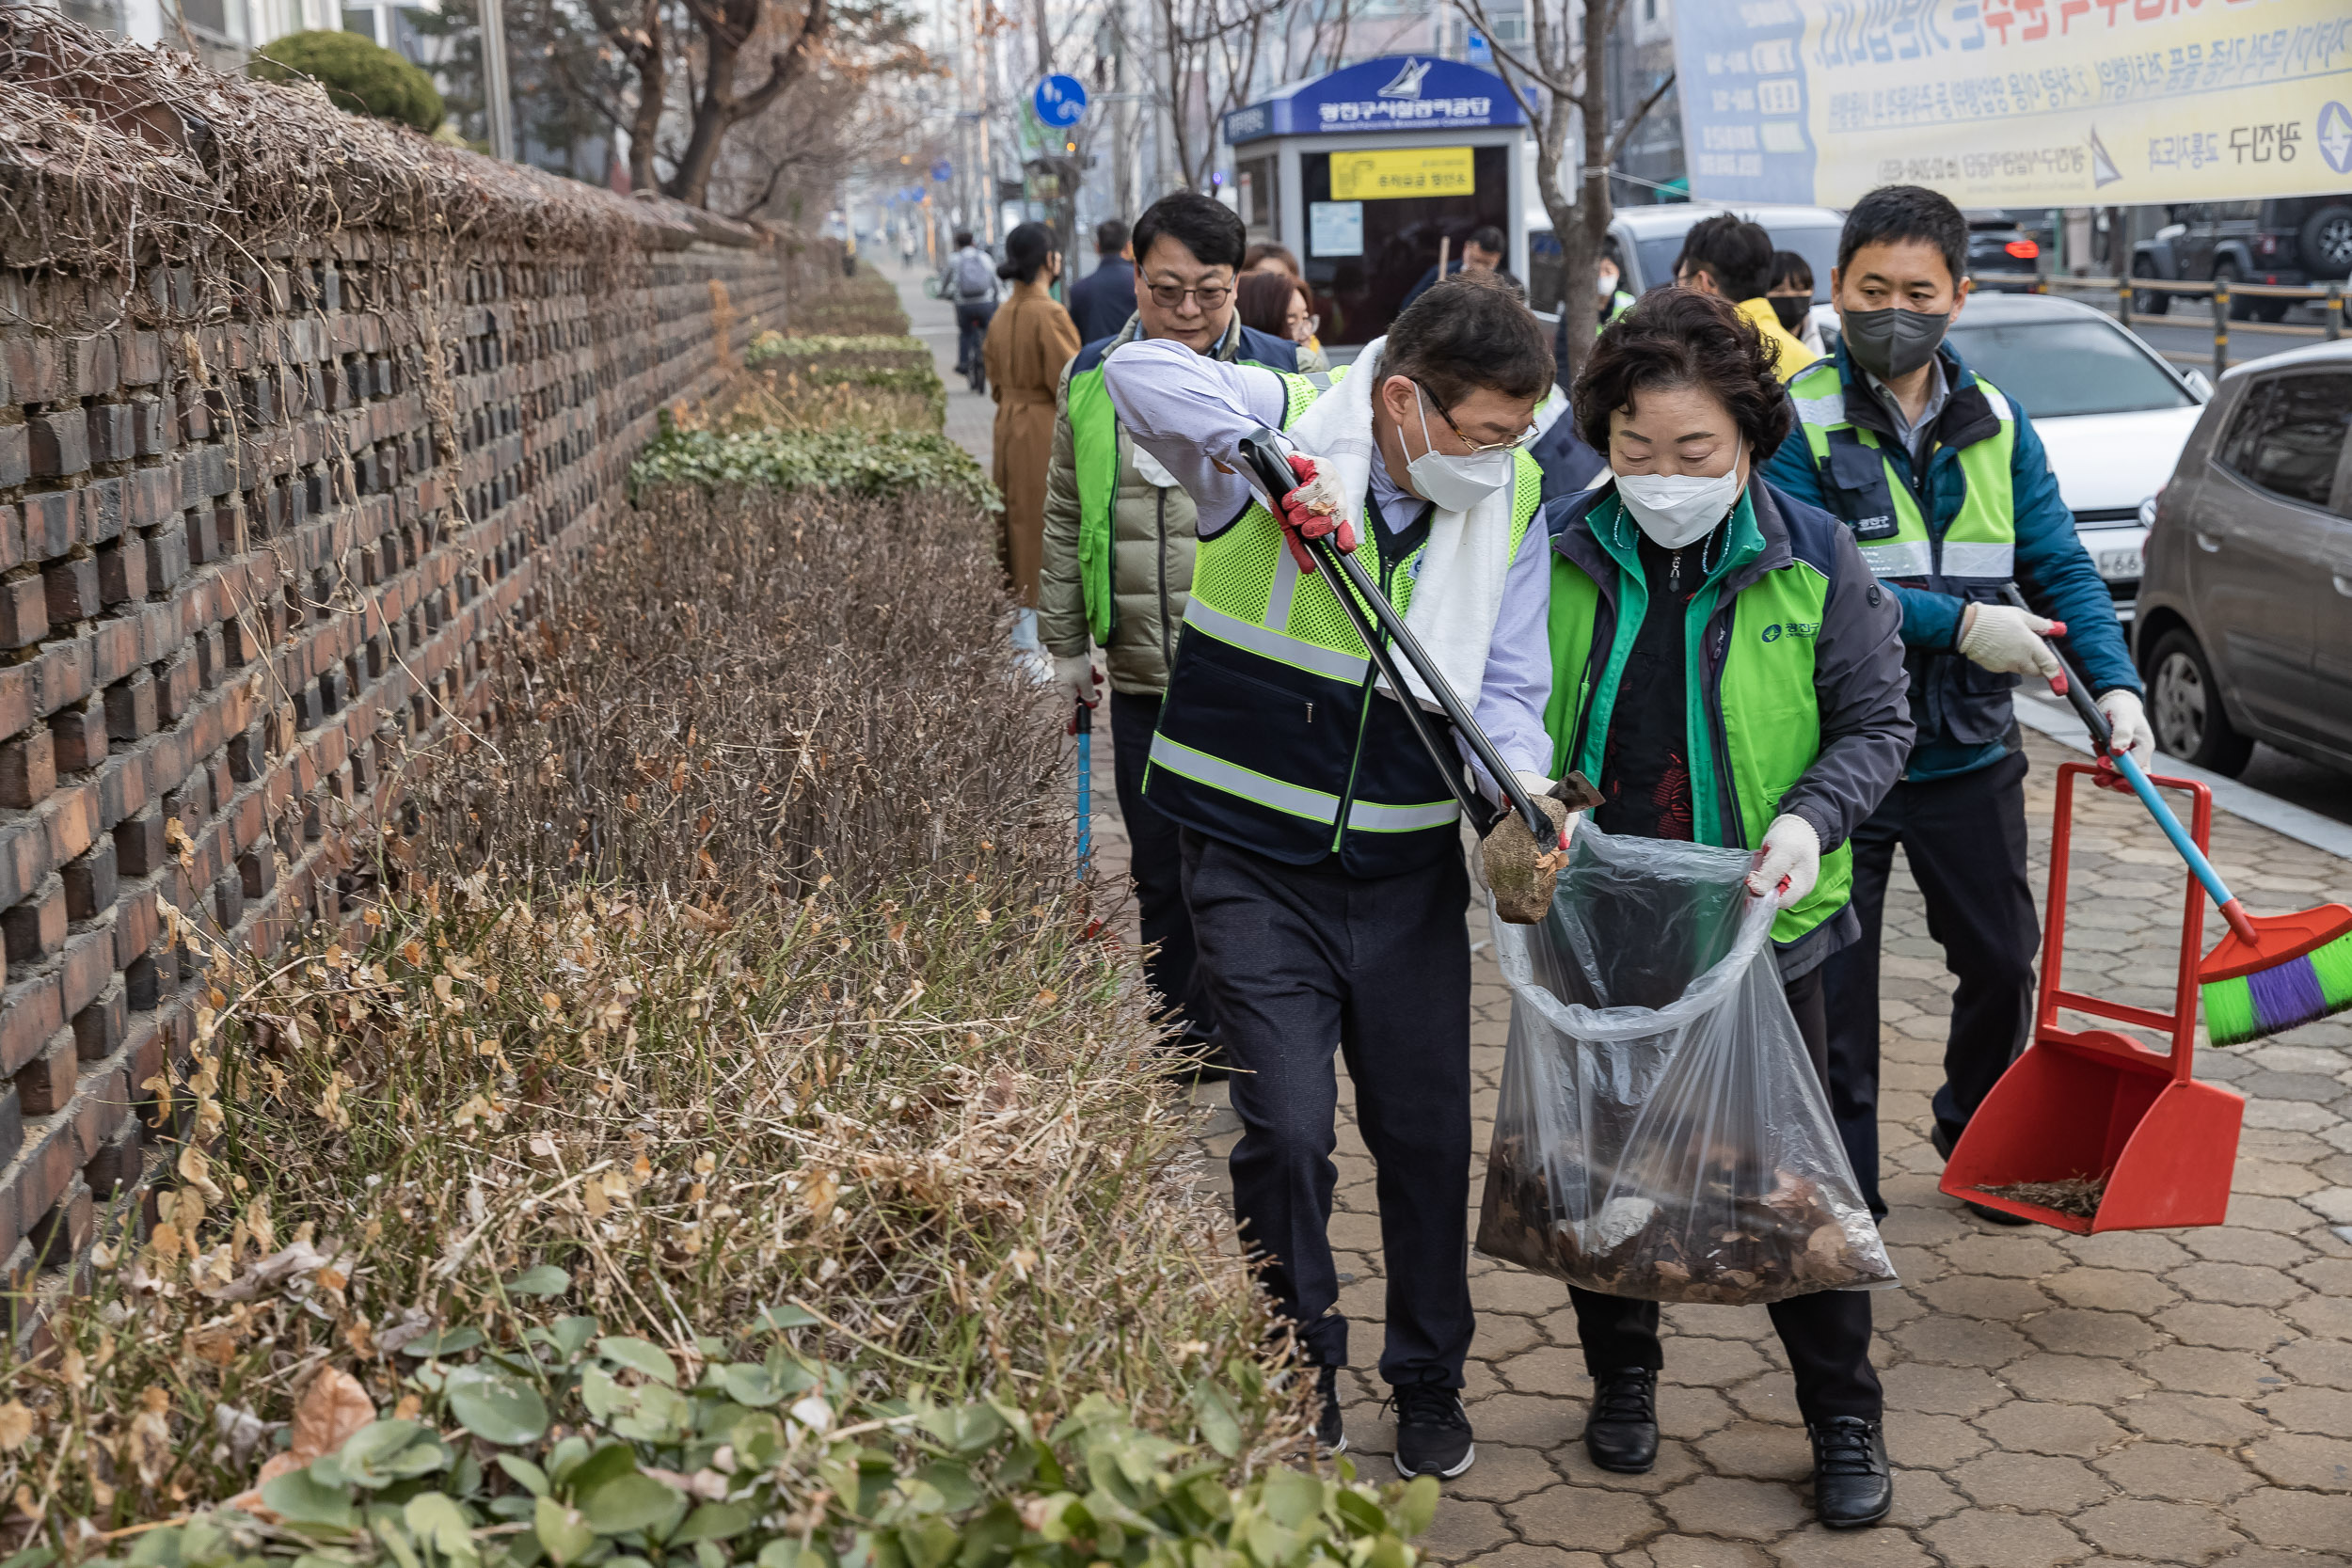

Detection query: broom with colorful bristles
xmin=2007 ymin=587 xmax=2352 ymax=1045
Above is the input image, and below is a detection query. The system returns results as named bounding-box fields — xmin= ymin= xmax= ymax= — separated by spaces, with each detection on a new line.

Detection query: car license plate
xmin=2096 ymin=547 xmax=2143 ymax=581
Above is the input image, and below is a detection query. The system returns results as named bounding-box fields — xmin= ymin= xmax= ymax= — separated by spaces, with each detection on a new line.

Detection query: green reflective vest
xmin=1546 ymin=493 xmax=1848 ymax=943
xmin=1784 ymin=358 xmax=2017 ymax=584
xmin=1146 ymin=371 xmax=1547 ymax=876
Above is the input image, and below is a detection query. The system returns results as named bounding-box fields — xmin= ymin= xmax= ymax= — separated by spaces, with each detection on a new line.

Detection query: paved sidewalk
xmin=1086 ymin=707 xmax=2352 ymax=1565
xmin=888 ymin=268 xmax=2352 ymax=1564
xmin=889 ymin=257 xmax=995 ymax=462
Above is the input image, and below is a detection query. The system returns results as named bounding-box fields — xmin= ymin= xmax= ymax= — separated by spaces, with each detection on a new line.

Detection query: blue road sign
xmin=930 ymin=159 xmax=953 ymax=182
xmin=1033 ymin=74 xmax=1087 ymax=129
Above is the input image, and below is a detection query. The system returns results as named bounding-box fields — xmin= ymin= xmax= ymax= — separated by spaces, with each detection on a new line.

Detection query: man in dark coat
xmin=1067 ymin=219 xmax=1137 ymax=344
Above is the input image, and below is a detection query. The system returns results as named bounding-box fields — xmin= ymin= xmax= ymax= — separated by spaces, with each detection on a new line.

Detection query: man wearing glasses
xmin=1041 ymin=194 xmax=1298 ymax=1088
xmin=1100 ymin=274 xmax=1559 ymax=1481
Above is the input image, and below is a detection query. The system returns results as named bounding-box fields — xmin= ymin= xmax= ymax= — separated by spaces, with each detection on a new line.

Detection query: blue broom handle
xmin=1997 ymin=585 xmax=2238 ymax=913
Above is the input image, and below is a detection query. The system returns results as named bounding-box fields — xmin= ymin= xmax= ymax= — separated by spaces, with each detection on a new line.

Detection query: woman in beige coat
xmin=984 ymin=223 xmax=1081 ymax=618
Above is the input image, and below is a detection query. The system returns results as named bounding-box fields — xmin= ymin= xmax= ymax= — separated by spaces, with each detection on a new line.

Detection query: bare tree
xmin=1149 ymin=0 xmax=1353 ymax=191
xmin=660 ymin=0 xmax=834 ymax=206
xmin=1454 ymin=0 xmax=1674 ymax=381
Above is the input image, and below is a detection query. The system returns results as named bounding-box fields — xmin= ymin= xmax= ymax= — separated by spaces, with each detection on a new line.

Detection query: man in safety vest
xmin=1103 ymin=274 xmax=1560 ymax=1480
xmin=1040 ymin=193 xmax=1297 ymax=1070
xmin=1761 ymin=186 xmax=2154 ymax=1222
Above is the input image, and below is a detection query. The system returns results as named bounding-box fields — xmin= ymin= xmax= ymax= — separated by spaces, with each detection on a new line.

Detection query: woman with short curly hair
xmin=1531 ymin=286 xmax=1914 ymax=1528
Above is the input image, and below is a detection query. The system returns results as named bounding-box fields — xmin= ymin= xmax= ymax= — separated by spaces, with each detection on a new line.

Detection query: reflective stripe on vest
xmin=1148 ymin=733 xmax=1462 ymax=832
xmin=1786 ymin=359 xmax=2017 ymax=585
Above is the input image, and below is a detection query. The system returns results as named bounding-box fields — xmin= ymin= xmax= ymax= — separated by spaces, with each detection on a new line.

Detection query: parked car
xmin=2132 ymin=341 xmax=2352 ymax=776
xmin=2131 ymin=198 xmax=2352 ymax=321
xmin=1936 ymin=294 xmax=2211 ymax=621
xmin=1526 ymin=201 xmax=1847 ymax=316
xmin=1961 ymin=208 xmax=2046 ymax=293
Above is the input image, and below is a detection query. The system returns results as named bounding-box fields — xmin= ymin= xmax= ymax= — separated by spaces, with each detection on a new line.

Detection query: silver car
xmin=2132 ymin=341 xmax=2352 ymax=776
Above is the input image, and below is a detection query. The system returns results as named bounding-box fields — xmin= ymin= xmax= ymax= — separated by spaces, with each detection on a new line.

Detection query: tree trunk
xmin=1560 ymin=0 xmax=1616 ymax=389
xmin=626 ymin=0 xmax=665 ymax=195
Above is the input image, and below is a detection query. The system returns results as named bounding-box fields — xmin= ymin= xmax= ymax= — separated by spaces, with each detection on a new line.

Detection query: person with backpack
xmin=943 ymin=230 xmax=998 ymax=391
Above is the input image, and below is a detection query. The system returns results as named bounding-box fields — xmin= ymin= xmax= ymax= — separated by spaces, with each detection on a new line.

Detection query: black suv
xmin=2132 ymin=199 xmax=2352 ymax=321
xmin=1961 ymin=209 xmax=2049 ymax=293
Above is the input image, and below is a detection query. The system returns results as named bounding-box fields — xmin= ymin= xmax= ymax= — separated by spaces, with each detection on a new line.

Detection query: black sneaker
xmin=1388 ymin=1383 xmax=1475 ymax=1480
xmin=1315 ymin=1365 xmax=1346 ymax=1455
xmin=1931 ymin=1124 xmax=2030 ymax=1226
xmin=1581 ymin=1367 xmax=1659 ymax=1473
xmin=1808 ymin=1417 xmax=1894 ymax=1528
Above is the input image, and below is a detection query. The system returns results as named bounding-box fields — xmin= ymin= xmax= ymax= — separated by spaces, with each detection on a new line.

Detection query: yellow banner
xmin=1329 ymin=147 xmax=1476 ymax=201
xmin=1674 ymin=0 xmax=2352 ymax=207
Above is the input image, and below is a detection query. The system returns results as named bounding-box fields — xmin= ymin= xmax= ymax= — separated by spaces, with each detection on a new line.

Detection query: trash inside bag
xmin=1475 ymin=828 xmax=1896 ymax=1305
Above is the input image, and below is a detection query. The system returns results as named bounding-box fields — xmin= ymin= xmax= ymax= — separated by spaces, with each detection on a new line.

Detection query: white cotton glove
xmin=2097 ymin=689 xmax=2154 ymax=768
xmin=1747 ymin=814 xmax=1820 ymax=907
xmin=1957 ymin=603 xmax=2069 ymax=689
xmin=1054 ymin=654 xmax=1101 ymax=711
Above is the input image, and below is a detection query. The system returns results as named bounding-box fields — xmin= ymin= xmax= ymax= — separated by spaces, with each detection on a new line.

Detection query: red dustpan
xmin=1940 ymin=761 xmax=2245 ymax=1232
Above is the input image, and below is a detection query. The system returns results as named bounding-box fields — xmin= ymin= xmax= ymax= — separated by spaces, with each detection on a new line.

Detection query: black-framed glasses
xmin=1415 ymin=380 xmax=1535 ymax=454
xmin=1145 ymin=280 xmax=1233 ymax=309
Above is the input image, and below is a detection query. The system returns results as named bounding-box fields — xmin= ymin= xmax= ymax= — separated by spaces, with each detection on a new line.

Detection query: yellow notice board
xmin=1329 ymin=147 xmax=1476 ymax=201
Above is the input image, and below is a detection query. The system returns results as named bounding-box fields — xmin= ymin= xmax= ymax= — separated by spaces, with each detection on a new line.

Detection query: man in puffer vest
xmin=1040 ymin=193 xmax=1296 ymax=1070
xmin=1762 ymin=186 xmax=2153 ymax=1223
xmin=1104 ymin=274 xmax=1559 ymax=1481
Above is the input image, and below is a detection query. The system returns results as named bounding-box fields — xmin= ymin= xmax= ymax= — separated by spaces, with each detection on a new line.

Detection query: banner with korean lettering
xmin=1674 ymin=0 xmax=2352 ymax=207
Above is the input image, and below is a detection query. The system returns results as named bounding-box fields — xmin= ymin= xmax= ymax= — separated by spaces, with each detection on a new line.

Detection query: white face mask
xmin=1613 ymin=436 xmax=1744 ymax=548
xmin=1596 ymin=271 xmax=1620 ymax=297
xmin=1406 ymin=391 xmax=1514 ymax=513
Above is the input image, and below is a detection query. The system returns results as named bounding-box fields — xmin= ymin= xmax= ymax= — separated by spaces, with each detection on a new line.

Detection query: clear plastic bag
xmin=1474 ymin=827 xmax=1896 ymax=1306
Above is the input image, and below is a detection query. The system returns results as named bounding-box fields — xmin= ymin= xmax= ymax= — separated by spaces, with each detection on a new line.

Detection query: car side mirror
xmin=2184 ymin=369 xmax=2215 ymax=401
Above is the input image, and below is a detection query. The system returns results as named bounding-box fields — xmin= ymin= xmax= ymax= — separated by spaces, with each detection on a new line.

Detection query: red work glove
xmin=1275 ymin=453 xmax=1355 ymax=575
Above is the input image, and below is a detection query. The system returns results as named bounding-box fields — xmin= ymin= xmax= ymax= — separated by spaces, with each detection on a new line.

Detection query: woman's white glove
xmin=1054 ymin=654 xmax=1101 ymax=710
xmin=1511 ymin=772 xmax=1578 ymax=850
xmin=2097 ymin=689 xmax=2154 ymax=768
xmin=1747 ymin=814 xmax=1820 ymax=907
xmin=1957 ymin=603 xmax=2068 ymax=689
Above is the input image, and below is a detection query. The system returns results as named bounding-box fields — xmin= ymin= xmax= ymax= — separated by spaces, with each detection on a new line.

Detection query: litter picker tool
xmin=1232 ymin=431 xmax=1573 ymax=850
xmin=1071 ymin=695 xmax=1093 ymax=881
xmin=2000 ymin=585 xmax=2351 ymax=1044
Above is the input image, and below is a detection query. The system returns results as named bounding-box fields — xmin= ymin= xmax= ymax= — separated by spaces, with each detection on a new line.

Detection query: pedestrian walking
xmin=1672 ymin=213 xmax=1819 ymax=377
xmin=983 ymin=223 xmax=1081 ymax=648
xmin=1761 ymin=185 xmax=2153 ymax=1223
xmin=1067 ymin=219 xmax=1136 ymax=344
xmin=943 ymin=230 xmax=998 ymax=392
xmin=1040 ymin=193 xmax=1298 ymax=1070
xmin=1537 ymin=288 xmax=1911 ymax=1527
xmin=1103 ymin=273 xmax=1558 ymax=1481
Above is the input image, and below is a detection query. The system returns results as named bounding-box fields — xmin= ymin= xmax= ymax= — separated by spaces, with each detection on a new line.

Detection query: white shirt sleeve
xmin=1100 ymin=338 xmax=1292 ymax=536
xmin=1464 ymin=514 xmax=1556 ymax=786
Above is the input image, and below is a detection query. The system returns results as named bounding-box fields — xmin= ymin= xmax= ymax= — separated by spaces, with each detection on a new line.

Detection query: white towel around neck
xmin=1279 ymin=338 xmax=1518 ymax=710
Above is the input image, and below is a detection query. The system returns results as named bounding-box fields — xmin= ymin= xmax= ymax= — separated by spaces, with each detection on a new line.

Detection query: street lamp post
xmin=479 ymin=0 xmax=516 ymax=162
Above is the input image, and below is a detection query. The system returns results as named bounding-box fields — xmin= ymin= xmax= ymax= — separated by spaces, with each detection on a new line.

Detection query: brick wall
xmin=0 ymin=40 xmax=790 ymax=1307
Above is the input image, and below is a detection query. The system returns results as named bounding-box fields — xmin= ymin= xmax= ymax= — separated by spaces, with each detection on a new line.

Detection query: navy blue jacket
xmin=1762 ymin=339 xmax=2139 ymax=781
xmin=1068 ymin=258 xmax=1137 ymax=346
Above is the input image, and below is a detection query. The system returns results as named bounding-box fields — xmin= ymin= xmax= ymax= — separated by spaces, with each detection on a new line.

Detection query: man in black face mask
xmin=1762 ymin=184 xmax=2151 ymax=1226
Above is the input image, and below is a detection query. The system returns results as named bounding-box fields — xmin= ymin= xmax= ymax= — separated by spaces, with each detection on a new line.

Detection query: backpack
xmin=952 ymin=248 xmax=995 ymax=300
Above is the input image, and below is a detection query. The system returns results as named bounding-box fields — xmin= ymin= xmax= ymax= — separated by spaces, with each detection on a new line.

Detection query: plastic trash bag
xmin=1474 ymin=827 xmax=1896 ymax=1305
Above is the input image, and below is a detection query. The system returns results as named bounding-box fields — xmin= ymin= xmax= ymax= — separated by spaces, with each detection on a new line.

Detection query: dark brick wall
xmin=0 ymin=212 xmax=786 ymax=1307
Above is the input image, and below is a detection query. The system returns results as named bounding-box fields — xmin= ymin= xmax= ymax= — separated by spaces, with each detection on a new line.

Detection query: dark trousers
xmin=1182 ymin=829 xmax=1474 ymax=1387
xmin=953 ymin=301 xmax=994 ymax=374
xmin=1824 ymin=748 xmax=2039 ymax=1217
xmin=1565 ymin=966 xmax=1883 ymax=1425
xmin=1109 ymin=692 xmax=1209 ymax=1044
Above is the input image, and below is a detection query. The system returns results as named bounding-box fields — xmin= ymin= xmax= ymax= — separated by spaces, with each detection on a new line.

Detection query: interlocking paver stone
xmin=1123 ymin=716 xmax=2352 ymax=1563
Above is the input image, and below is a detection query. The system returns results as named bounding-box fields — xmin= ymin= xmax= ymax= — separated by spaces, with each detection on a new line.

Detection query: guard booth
xmin=1223 ymin=56 xmax=1528 ymax=351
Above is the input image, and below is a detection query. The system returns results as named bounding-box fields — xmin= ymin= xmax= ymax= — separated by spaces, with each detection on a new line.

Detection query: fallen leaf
xmin=287 ymin=1367 xmax=373 ymax=1462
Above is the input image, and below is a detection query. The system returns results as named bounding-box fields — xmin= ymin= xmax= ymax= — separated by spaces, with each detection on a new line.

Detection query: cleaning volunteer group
xmin=1044 ymin=184 xmax=2147 ymax=1532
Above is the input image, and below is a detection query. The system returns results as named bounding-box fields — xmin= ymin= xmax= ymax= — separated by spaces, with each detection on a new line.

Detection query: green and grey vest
xmin=1786 ymin=357 xmax=2022 ymax=748
xmin=1146 ymin=372 xmax=1546 ymax=876
xmin=1546 ymin=492 xmax=1848 ymax=943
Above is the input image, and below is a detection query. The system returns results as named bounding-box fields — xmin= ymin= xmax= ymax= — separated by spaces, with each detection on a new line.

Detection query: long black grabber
xmin=1234 ymin=430 xmax=1562 ymax=847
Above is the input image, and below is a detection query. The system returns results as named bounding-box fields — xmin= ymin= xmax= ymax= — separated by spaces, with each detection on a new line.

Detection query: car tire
xmin=2296 ymin=204 xmax=2352 ymax=279
xmin=2131 ymin=261 xmax=2169 ymax=316
xmin=2149 ymin=629 xmax=2254 ymax=777
xmin=2214 ymin=261 xmax=2258 ymax=321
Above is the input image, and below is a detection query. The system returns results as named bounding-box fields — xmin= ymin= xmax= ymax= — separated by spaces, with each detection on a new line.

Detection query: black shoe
xmin=1315 ymin=1365 xmax=1346 ymax=1455
xmin=1581 ymin=1367 xmax=1659 ymax=1474
xmin=1809 ymin=1417 xmax=1893 ymax=1528
xmin=1931 ymin=1124 xmax=2032 ymax=1226
xmin=1388 ymin=1383 xmax=1475 ymax=1480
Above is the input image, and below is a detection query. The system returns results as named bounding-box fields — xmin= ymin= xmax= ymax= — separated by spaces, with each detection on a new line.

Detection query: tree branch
xmin=1600 ymin=68 xmax=1675 ymax=167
